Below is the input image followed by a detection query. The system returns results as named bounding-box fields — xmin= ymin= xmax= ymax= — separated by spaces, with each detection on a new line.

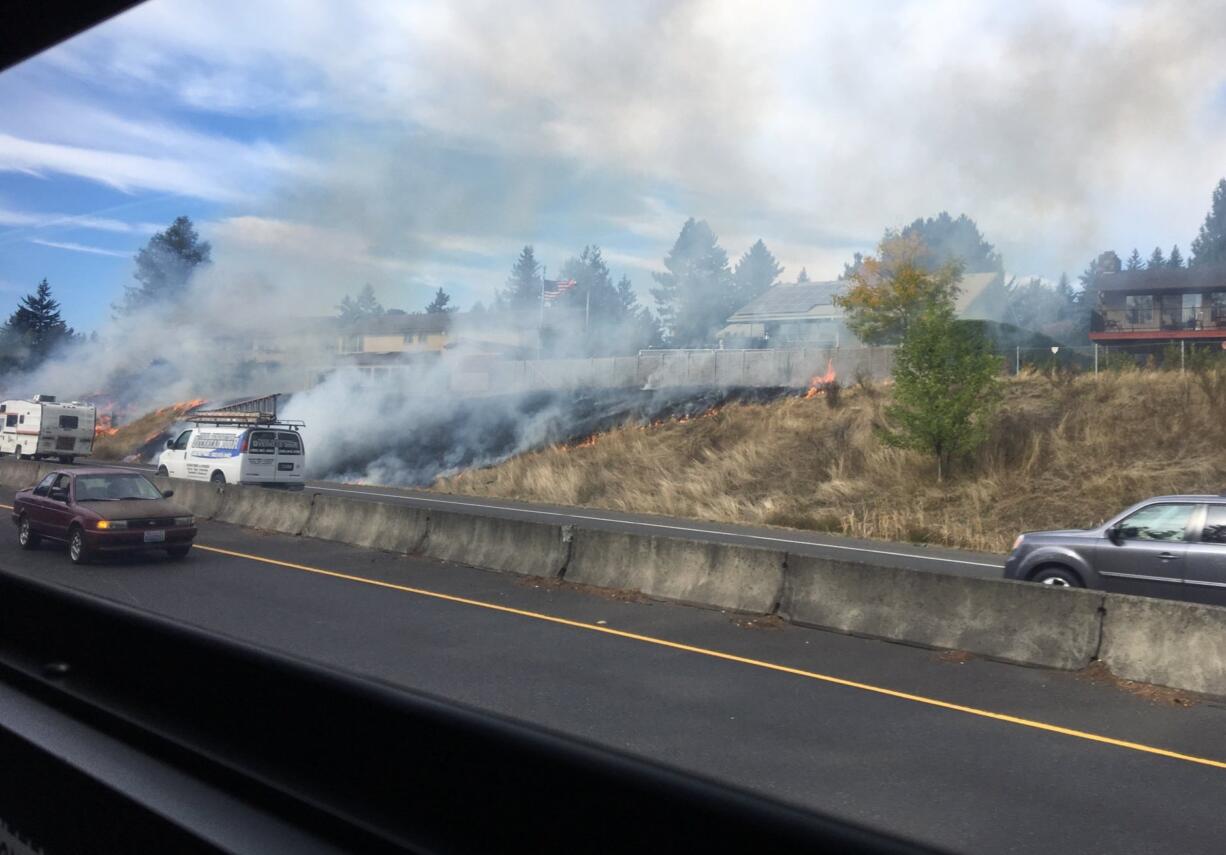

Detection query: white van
xmin=0 ymin=395 xmax=96 ymax=463
xmin=156 ymin=414 xmax=306 ymax=489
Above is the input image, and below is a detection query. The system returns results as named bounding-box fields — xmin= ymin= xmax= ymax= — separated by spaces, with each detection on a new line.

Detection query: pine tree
xmin=1191 ymin=178 xmax=1226 ymax=267
xmin=115 ymin=216 xmax=211 ymax=315
xmin=1168 ymin=245 xmax=1184 ymax=268
xmin=732 ymin=239 xmax=784 ymax=304
xmin=649 ymin=219 xmax=735 ymax=347
xmin=0 ymin=279 xmax=76 ymax=373
xmin=425 ymin=287 xmax=453 ymax=313
xmin=1148 ymin=246 xmax=1166 ymax=269
xmin=502 ymin=245 xmax=542 ymax=309
xmin=337 ymin=284 xmax=384 ymax=322
xmin=1125 ymin=248 xmax=1143 ymax=271
xmin=796 ymin=267 xmax=811 ymax=284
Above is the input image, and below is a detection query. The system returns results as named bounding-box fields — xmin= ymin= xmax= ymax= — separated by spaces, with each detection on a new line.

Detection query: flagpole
xmin=538 ymin=265 xmax=546 ymax=360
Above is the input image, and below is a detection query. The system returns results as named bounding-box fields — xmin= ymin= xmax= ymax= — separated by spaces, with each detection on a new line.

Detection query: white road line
xmin=310 ymin=485 xmax=1005 ymax=570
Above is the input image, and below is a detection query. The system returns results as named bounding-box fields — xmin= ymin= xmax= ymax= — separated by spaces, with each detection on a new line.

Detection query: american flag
xmin=542 ymin=279 xmax=577 ymax=303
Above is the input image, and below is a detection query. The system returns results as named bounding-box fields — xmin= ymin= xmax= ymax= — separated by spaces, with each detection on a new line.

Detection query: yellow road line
xmin=191 ymin=543 xmax=1226 ymax=771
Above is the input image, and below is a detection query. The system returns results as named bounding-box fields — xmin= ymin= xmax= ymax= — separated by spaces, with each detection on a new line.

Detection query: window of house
xmin=339 ymin=335 xmax=363 ymax=354
xmin=1125 ymin=294 xmax=1153 ymax=324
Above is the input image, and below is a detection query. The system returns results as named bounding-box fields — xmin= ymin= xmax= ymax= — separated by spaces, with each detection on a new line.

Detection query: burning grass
xmin=92 ymin=399 xmax=205 ymax=461
xmin=437 ymin=369 xmax=1226 ymax=554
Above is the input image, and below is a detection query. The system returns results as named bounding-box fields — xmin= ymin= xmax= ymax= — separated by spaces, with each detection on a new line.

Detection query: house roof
xmin=727 ymin=281 xmax=844 ymax=322
xmin=1091 ymin=266 xmax=1226 ymax=294
xmin=726 ymin=271 xmax=1004 ymax=324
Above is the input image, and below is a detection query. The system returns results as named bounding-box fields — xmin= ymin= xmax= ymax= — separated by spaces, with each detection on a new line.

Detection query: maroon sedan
xmin=12 ymin=468 xmax=197 ymax=564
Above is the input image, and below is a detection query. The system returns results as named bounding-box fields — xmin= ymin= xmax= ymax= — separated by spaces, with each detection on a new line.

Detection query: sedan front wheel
xmin=17 ymin=515 xmax=40 ymax=549
xmin=68 ymin=526 xmax=91 ymax=565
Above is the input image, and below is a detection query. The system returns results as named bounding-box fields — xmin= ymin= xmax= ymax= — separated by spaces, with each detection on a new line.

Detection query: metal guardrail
xmin=0 ymin=570 xmax=938 ymax=854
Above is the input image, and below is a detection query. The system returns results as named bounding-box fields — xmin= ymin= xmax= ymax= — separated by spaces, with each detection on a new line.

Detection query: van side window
xmin=276 ymin=432 xmax=302 ymax=455
xmin=173 ymin=430 xmax=193 ymax=451
xmin=32 ymin=474 xmax=56 ymax=497
xmin=249 ymin=431 xmax=277 ymax=454
xmin=59 ymin=415 xmax=79 ymax=430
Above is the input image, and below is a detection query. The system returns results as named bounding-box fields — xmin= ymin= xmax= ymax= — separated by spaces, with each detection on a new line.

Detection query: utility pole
xmin=1181 ymin=339 xmax=1186 ymax=373
xmin=1093 ymin=342 xmax=1098 ymax=376
xmin=1015 ymin=345 xmax=1020 ymax=375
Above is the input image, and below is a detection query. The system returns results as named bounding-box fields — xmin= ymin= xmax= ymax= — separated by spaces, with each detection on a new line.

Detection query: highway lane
xmin=1 ymin=500 xmax=1224 ymax=853
xmin=81 ymin=459 xmax=1006 ymax=578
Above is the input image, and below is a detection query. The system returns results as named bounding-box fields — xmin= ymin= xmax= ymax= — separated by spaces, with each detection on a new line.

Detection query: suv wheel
xmin=1030 ymin=566 xmax=1083 ymax=588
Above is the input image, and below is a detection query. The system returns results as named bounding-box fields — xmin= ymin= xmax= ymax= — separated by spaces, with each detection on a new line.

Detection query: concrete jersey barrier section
xmin=780 ymin=554 xmax=1104 ymax=670
xmin=6 ymin=460 xmax=1226 ymax=696
xmin=1098 ymin=593 xmax=1226 ymax=696
xmin=303 ymin=495 xmax=429 ymax=555
xmin=568 ymin=529 xmax=785 ymax=614
xmin=421 ymin=510 xmax=570 ymax=578
xmin=212 ymin=484 xmax=316 ymax=537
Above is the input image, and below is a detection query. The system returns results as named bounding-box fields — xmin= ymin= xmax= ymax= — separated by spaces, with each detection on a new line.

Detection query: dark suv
xmin=1005 ymin=495 xmax=1226 ymax=605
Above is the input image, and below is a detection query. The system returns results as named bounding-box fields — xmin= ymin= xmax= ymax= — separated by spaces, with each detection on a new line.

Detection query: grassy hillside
xmin=93 ymin=399 xmax=204 ymax=461
xmin=437 ymin=370 xmax=1226 ymax=554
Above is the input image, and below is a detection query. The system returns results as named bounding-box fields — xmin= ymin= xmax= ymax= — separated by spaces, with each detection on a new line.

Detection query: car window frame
xmin=1199 ymin=502 xmax=1226 ymax=544
xmin=1116 ymin=501 xmax=1201 ymax=543
xmin=48 ymin=474 xmax=71 ymax=503
xmin=32 ymin=473 xmax=56 ymax=497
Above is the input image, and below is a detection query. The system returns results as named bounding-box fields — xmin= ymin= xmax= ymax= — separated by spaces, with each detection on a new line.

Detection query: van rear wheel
xmin=210 ymin=470 xmax=226 ymax=485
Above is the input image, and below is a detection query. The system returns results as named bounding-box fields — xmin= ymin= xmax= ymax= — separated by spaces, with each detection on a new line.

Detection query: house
xmin=336 ymin=310 xmax=453 ymax=358
xmin=721 ymin=271 xmax=1008 ymax=347
xmin=1089 ymin=266 xmax=1226 ymax=345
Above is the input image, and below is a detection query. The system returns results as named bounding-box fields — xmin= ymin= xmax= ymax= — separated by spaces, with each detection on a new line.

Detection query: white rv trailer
xmin=0 ymin=394 xmax=97 ymax=463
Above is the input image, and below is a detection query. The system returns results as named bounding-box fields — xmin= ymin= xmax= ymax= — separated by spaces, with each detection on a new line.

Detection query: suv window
xmin=59 ymin=415 xmax=79 ymax=430
xmin=173 ymin=429 xmax=193 ymax=450
xmin=32 ymin=473 xmax=56 ymax=497
xmin=1202 ymin=505 xmax=1226 ymax=544
xmin=1118 ymin=503 xmax=1197 ymax=542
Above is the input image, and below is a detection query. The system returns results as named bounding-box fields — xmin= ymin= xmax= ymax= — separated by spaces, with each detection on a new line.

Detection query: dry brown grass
xmin=92 ymin=400 xmax=203 ymax=461
xmin=436 ymin=369 xmax=1226 ymax=554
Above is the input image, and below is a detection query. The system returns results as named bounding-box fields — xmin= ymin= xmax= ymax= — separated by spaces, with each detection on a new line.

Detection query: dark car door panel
xmin=1184 ymin=504 xmax=1226 ymax=605
xmin=1095 ymin=502 xmax=1198 ymax=601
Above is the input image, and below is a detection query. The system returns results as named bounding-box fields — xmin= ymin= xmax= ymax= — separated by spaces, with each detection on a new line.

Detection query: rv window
xmin=276 ymin=432 xmax=302 ymax=455
xmin=5 ymin=414 xmax=16 ymax=428
xmin=249 ymin=431 xmax=277 ymax=454
xmin=59 ymin=415 xmax=79 ymax=430
xmin=18 ymin=415 xmax=24 ymax=424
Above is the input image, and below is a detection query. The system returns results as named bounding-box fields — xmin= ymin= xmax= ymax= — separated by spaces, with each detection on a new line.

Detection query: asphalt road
xmin=85 ymin=460 xmax=1007 ymax=578
xmin=2 ymin=494 xmax=1224 ymax=854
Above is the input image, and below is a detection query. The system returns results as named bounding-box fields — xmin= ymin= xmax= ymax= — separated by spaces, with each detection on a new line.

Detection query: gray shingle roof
xmin=728 ymin=282 xmax=844 ymax=321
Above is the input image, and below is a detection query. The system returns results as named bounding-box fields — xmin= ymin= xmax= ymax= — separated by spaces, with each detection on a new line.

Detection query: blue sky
xmin=2 ymin=0 xmax=1226 ymax=333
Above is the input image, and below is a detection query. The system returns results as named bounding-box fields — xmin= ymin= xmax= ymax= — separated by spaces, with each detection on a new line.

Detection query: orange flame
xmin=804 ymin=360 xmax=837 ymax=399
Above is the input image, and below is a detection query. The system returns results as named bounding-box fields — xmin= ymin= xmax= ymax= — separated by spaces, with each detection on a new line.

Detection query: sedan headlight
xmin=1011 ymin=534 xmax=1025 ymax=551
xmin=174 ymin=516 xmax=195 ymax=527
xmin=96 ymin=520 xmax=128 ymax=530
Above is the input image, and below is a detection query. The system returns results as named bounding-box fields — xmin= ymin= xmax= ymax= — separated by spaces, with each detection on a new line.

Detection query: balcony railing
xmin=1092 ymin=306 xmax=1226 ymax=334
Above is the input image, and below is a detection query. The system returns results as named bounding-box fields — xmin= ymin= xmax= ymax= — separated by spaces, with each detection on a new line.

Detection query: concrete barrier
xmin=303 ymin=495 xmax=429 ymax=554
xmin=213 ymin=485 xmax=315 ymax=536
xmin=152 ymin=476 xmax=225 ymax=519
xmin=0 ymin=459 xmax=42 ymax=489
xmin=1099 ymin=593 xmax=1226 ymax=696
xmin=780 ymin=555 xmax=1103 ymax=670
xmin=567 ymin=529 xmax=785 ymax=613
xmin=422 ymin=510 xmax=569 ymax=578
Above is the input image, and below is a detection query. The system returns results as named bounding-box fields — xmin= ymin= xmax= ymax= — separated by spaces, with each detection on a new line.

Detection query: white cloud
xmin=27 ymin=238 xmax=129 ymax=257
xmin=0 ymin=206 xmax=158 ymax=234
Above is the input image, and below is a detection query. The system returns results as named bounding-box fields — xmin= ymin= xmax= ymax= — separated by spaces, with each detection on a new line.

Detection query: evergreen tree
xmin=1190 ymin=178 xmax=1226 ymax=267
xmin=732 ymin=239 xmax=784 ymax=304
xmin=115 ymin=216 xmax=211 ymax=315
xmin=897 ymin=211 xmax=1003 ymax=273
xmin=425 ymin=287 xmax=454 ymax=313
xmin=650 ymin=218 xmax=735 ymax=347
xmin=337 ymin=283 xmax=384 ymax=322
xmin=1125 ymin=248 xmax=1143 ymax=271
xmin=0 ymin=279 xmax=76 ymax=373
xmin=796 ymin=267 xmax=811 ymax=284
xmin=616 ymin=274 xmax=664 ymax=352
xmin=1148 ymin=246 xmax=1166 ymax=269
xmin=501 ymin=245 xmax=542 ymax=309
xmin=1168 ymin=245 xmax=1184 ymax=269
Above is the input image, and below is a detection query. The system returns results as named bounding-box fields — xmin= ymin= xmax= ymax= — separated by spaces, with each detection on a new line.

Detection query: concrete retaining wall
xmin=303 ymin=495 xmax=429 ymax=554
xmin=1099 ymin=594 xmax=1226 ymax=696
xmin=153 ymin=477 xmax=225 ymax=519
xmin=422 ymin=510 xmax=570 ymax=578
xmin=780 ymin=555 xmax=1104 ymax=670
xmin=0 ymin=459 xmax=41 ymax=489
xmin=568 ymin=529 xmax=785 ymax=613
xmin=213 ymin=485 xmax=315 ymax=536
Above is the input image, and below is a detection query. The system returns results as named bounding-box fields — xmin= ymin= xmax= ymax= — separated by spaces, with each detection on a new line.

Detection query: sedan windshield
xmin=75 ymin=474 xmax=164 ymax=502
